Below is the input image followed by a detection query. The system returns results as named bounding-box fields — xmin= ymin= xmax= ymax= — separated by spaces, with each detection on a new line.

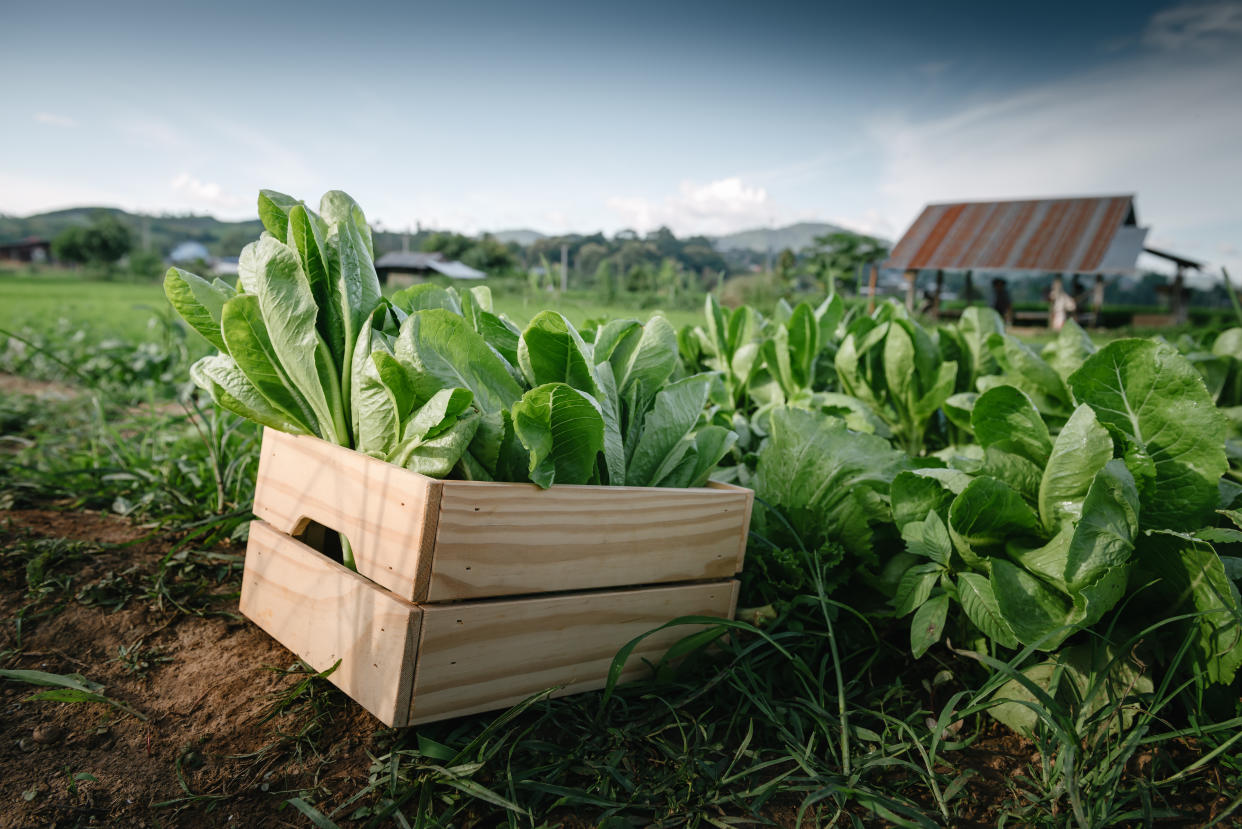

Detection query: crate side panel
xmin=408 ymin=579 xmax=737 ymax=724
xmin=252 ymin=428 xmax=441 ymax=601
xmin=428 ymin=481 xmax=751 ymax=600
xmin=239 ymin=521 xmax=422 ymax=727
xmin=709 ymin=481 xmax=753 ymax=572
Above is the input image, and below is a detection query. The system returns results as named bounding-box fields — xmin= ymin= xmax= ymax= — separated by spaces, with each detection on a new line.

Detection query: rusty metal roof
xmin=883 ymin=195 xmax=1144 ymax=274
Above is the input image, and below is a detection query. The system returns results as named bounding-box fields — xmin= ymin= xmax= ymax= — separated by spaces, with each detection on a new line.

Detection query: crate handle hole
xmin=292 ymin=519 xmax=356 ymax=567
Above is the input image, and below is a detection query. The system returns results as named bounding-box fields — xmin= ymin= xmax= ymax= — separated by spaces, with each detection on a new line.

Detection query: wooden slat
xmin=253 ymin=428 xmax=754 ymax=602
xmin=252 ymin=428 xmax=441 ymax=600
xmin=239 ymin=521 xmax=421 ymax=727
xmin=426 ymin=480 xmax=751 ymax=601
xmin=408 ymin=579 xmax=739 ymax=724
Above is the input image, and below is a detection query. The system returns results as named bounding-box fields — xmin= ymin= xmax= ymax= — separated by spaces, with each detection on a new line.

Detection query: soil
xmin=0 ymin=509 xmax=376 ymax=828
xmin=0 ymin=374 xmax=81 ymax=400
xmin=1 ymin=506 xmax=1237 ymax=827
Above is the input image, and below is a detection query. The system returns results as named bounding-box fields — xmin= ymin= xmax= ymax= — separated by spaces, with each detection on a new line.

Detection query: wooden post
xmin=1091 ymin=275 xmax=1104 ymax=328
xmin=867 ymin=262 xmax=879 ymax=314
xmin=964 ymin=270 xmax=974 ymax=307
xmin=903 ymin=269 xmax=917 ymax=312
xmin=933 ymin=269 xmax=944 ymax=320
xmin=560 ymin=243 xmax=569 ymax=293
xmin=1171 ymin=265 xmax=1187 ymax=325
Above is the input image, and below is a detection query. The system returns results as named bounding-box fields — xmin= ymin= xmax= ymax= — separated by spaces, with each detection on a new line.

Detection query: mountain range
xmin=0 ymin=208 xmax=867 ymax=257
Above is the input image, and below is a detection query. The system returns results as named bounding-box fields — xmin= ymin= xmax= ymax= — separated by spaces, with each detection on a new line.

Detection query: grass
xmin=0 ymin=271 xmax=179 ymax=342
xmin=0 ymin=269 xmax=702 ymax=336
xmin=1 ymin=270 xmax=1240 ymax=826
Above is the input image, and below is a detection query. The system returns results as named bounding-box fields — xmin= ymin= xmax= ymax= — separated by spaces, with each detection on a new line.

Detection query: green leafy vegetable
xmin=1069 ymin=339 xmax=1228 ymax=531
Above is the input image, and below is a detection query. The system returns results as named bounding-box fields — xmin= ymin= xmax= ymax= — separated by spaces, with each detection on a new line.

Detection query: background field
xmin=0 ymin=272 xmax=703 ymax=342
xmin=1 ymin=268 xmax=1240 ymax=828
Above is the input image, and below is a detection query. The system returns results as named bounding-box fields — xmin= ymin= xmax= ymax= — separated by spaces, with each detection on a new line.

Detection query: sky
xmin=2 ymin=0 xmax=1240 ymax=276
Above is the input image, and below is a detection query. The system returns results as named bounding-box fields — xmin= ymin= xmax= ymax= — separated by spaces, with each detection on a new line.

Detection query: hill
xmin=0 ymin=207 xmax=430 ymax=260
xmin=0 ymin=207 xmax=263 ymax=259
xmin=712 ymin=222 xmax=855 ymax=253
xmin=1 ymin=208 xmax=875 ymax=261
xmin=489 ymin=229 xmax=545 ymax=245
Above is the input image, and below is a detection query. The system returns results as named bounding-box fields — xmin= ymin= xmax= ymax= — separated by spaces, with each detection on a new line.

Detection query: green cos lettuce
xmin=887 ymin=341 xmax=1241 ymax=686
xmin=165 ymin=190 xmax=734 ymax=499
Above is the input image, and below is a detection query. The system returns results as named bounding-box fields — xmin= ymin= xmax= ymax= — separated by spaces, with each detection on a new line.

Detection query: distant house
xmin=374 ymin=251 xmax=485 ymax=286
xmin=882 ymin=194 xmax=1203 ymax=326
xmin=169 ymin=241 xmax=211 ymax=263
xmin=211 ymin=256 xmax=240 ymax=276
xmin=0 ymin=237 xmax=52 ymax=264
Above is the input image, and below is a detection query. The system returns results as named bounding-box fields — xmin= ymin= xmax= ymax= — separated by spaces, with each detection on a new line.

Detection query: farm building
xmin=0 ymin=237 xmax=52 ymax=264
xmin=169 ymin=240 xmax=211 ymax=263
xmin=882 ymin=195 xmax=1202 ymax=326
xmin=374 ymin=251 xmax=485 ymax=286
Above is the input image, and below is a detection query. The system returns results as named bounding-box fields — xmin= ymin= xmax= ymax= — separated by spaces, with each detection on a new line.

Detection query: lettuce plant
xmin=887 ymin=340 xmax=1242 ymax=686
xmin=167 ymin=190 xmax=383 ymax=447
xmin=386 ymin=288 xmax=735 ymax=488
xmin=834 ymin=303 xmax=957 ymax=455
xmin=165 ymin=189 xmax=735 ymax=501
xmin=749 ymin=406 xmax=913 ymax=594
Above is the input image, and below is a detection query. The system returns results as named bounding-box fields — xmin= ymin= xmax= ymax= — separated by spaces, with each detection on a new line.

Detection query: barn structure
xmin=373 ymin=251 xmax=486 ymax=286
xmin=0 ymin=237 xmax=52 ymax=264
xmin=881 ymin=195 xmax=1202 ymax=326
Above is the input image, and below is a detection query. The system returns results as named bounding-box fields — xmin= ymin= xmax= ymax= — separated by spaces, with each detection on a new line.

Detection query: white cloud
xmin=607 ymin=177 xmax=796 ymax=236
xmin=1143 ymin=0 xmax=1242 ymax=51
xmin=170 ymin=173 xmax=241 ymax=209
xmin=828 ymin=208 xmax=897 ymax=239
xmin=868 ymin=44 xmax=1242 ymax=277
xmin=34 ymin=112 xmax=76 ymax=128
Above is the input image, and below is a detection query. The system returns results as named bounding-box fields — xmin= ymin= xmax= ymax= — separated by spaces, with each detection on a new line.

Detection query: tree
xmin=595 ymin=259 xmax=617 ymax=303
xmin=460 ymin=234 xmax=518 ymax=274
xmin=127 ymin=249 xmax=165 ymax=280
xmin=420 ymin=231 xmax=473 ymax=261
xmin=805 ymin=231 xmax=889 ymax=297
xmin=51 ymin=213 xmax=132 ymax=271
xmin=775 ymin=248 xmax=798 ymax=293
xmin=51 ymin=226 xmax=87 ymax=264
xmin=575 ymin=242 xmax=610 ymax=278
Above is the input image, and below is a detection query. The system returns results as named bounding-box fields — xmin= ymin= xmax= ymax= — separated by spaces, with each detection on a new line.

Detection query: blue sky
xmin=3 ymin=0 xmax=1240 ymax=275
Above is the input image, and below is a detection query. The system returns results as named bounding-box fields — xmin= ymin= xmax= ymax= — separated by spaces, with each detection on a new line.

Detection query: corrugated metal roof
xmin=426 ymin=260 xmax=486 ymax=280
xmin=374 ymin=251 xmax=486 ymax=279
xmin=375 ymin=251 xmax=443 ymax=269
xmin=883 ymin=195 xmax=1144 ymax=274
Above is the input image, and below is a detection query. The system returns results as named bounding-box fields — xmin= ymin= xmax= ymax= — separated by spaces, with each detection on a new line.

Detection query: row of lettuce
xmin=165 ymin=190 xmax=1241 ymax=726
xmin=685 ymin=289 xmax=1242 ymax=728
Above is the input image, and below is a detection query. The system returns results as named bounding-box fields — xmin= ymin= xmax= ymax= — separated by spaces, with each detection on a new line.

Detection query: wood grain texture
xmin=252 ymin=428 xmax=441 ymax=600
xmin=408 ymin=579 xmax=740 ymax=724
xmin=239 ymin=520 xmax=422 ymax=727
xmin=425 ymin=479 xmax=750 ymax=601
xmin=252 ymin=428 xmax=754 ymax=602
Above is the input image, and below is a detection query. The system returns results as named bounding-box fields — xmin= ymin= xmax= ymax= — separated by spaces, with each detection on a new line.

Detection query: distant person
xmin=1071 ymin=275 xmax=1086 ymax=304
xmin=1049 ymin=275 xmax=1076 ymax=331
xmin=1071 ymin=276 xmax=1087 ymax=323
xmin=991 ymin=278 xmax=1013 ymax=325
xmin=917 ymin=288 xmax=936 ymax=316
xmin=1091 ymin=275 xmax=1105 ymax=327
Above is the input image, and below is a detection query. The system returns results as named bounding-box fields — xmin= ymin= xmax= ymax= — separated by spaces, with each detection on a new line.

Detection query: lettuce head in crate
xmin=164 ymin=190 xmax=736 ymax=499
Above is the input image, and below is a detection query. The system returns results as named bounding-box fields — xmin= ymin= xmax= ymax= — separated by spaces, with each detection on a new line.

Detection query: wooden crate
xmin=252 ymin=427 xmax=753 ymax=602
xmin=240 ymin=520 xmax=740 ymax=726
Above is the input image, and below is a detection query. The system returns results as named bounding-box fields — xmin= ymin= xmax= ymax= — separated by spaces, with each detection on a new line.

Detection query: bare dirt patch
xmin=0 ymin=373 xmax=81 ymax=401
xmin=0 ymin=509 xmax=377 ymax=828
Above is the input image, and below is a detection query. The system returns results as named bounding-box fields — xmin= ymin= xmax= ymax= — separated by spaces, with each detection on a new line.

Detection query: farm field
xmin=2 ymin=245 xmax=1242 ymax=828
xmin=0 ymin=272 xmax=703 ymax=347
